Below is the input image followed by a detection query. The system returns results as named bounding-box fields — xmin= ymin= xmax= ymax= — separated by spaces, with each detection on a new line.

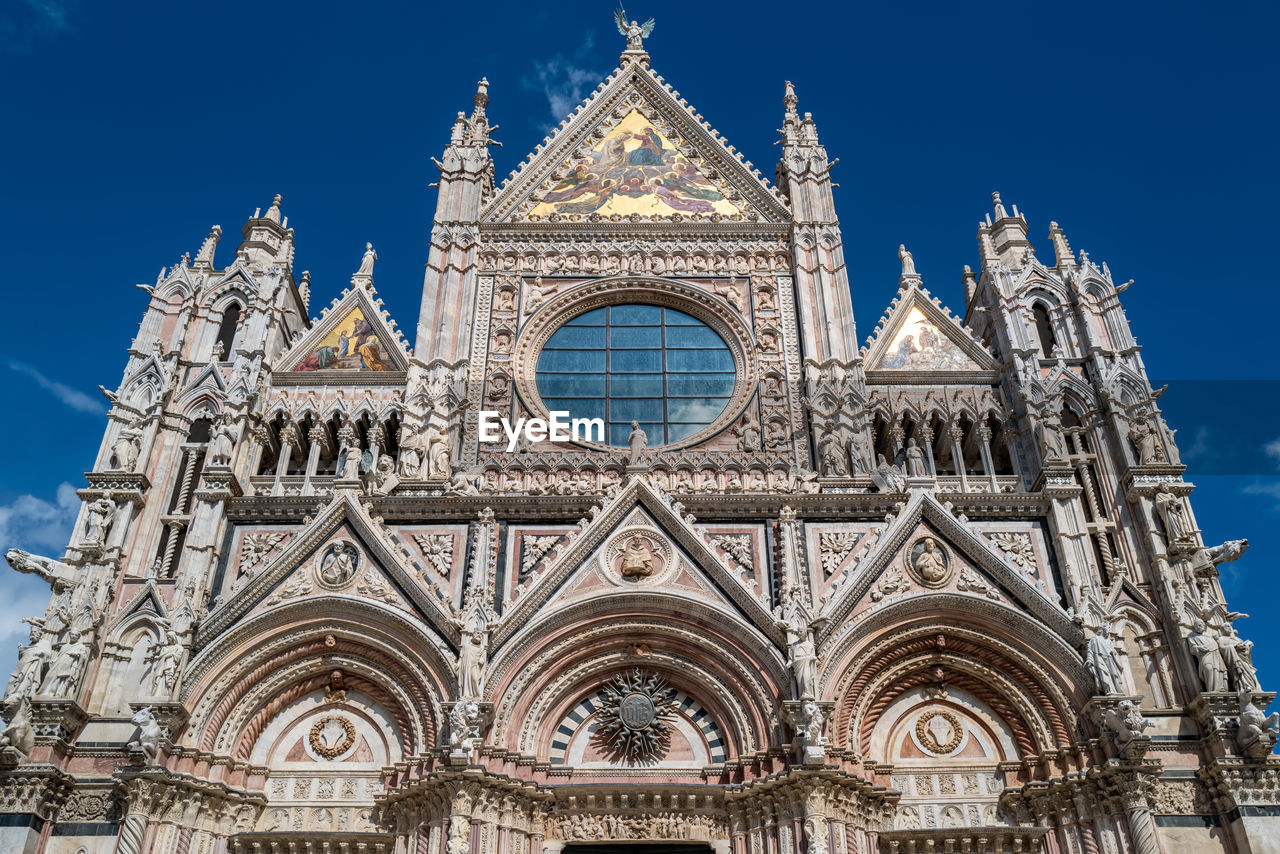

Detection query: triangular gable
xmin=492 ymin=478 xmax=783 ymax=648
xmin=195 ymin=492 xmax=456 ymax=649
xmin=863 ymin=285 xmax=997 ymax=373
xmin=817 ymin=491 xmax=1080 ymax=646
xmin=277 ymin=287 xmax=409 ymax=375
xmin=485 ymin=61 xmax=790 ymax=224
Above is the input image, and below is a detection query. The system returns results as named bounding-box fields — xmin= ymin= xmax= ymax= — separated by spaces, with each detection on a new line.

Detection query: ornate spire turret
xmin=975 ymin=191 xmax=1031 ymax=269
xmin=237 ymin=194 xmax=294 ymax=272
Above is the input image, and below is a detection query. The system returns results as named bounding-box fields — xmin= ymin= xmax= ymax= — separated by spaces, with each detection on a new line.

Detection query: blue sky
xmin=1 ymin=1 xmax=1277 ymax=686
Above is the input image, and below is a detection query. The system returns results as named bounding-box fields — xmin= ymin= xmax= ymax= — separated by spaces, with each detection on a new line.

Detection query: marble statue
xmin=84 ymin=493 xmax=116 ymax=546
xmin=1187 ymin=618 xmax=1228 ymax=692
xmin=1238 ymin=691 xmax=1280 ymax=759
xmin=341 ymin=446 xmax=362 ymax=480
xmin=905 ymin=438 xmax=926 ymax=477
xmin=615 ymin=8 xmax=655 ymax=51
xmin=787 ymin=632 xmax=818 ymax=700
xmin=208 ymin=415 xmax=237 ymax=468
xmin=110 ymin=424 xmax=142 ymax=471
xmin=6 ymin=627 xmax=53 ymax=699
xmin=40 ymin=631 xmax=89 ymax=697
xmin=627 ymin=421 xmax=648 ymax=466
xmin=150 ymin=630 xmax=185 ymax=695
xmin=1155 ymin=483 xmax=1192 ymax=545
xmin=1128 ymin=416 xmax=1162 ymax=464
xmin=1101 ymin=699 xmax=1153 ymax=755
xmin=355 ymin=242 xmax=377 ymax=277
xmin=0 ymin=695 xmax=35 ymax=759
xmin=126 ymin=705 xmax=161 ymax=763
xmin=898 ymin=244 xmax=917 ymax=277
xmin=871 ymin=453 xmax=906 ymax=493
xmin=1075 ymin=601 xmax=1127 ymax=696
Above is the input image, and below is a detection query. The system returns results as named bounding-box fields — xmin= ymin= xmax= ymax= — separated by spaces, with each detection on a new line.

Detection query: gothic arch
xmin=823 ymin=598 xmax=1087 ymax=764
xmin=486 ymin=594 xmax=788 ymax=759
xmin=182 ymin=600 xmax=452 ymax=759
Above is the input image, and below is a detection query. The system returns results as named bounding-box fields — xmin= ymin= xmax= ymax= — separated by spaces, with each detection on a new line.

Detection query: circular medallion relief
xmin=315 ymin=541 xmax=360 ymax=590
xmin=906 ymin=536 xmax=952 ymax=588
xmin=603 ymin=528 xmax=672 ymax=584
xmin=308 ymin=715 xmax=356 ymax=760
xmin=619 ymin=692 xmax=657 ymax=731
xmin=914 ymin=710 xmax=964 ymax=755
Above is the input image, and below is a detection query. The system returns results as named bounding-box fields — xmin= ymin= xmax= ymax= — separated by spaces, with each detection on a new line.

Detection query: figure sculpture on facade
xmin=1073 ymin=595 xmax=1127 ymax=695
xmin=150 ymin=629 xmax=185 ymax=696
xmin=0 ymin=695 xmax=35 ymax=760
xmin=1101 ymin=699 xmax=1153 ymax=758
xmin=734 ymin=411 xmax=761 ymax=452
xmin=1187 ymin=618 xmax=1229 ymax=692
xmin=913 ymin=538 xmax=948 ymax=584
xmin=870 ymin=453 xmax=906 ymax=493
xmin=340 ymin=446 xmax=363 ymax=480
xmin=905 ymin=438 xmax=927 ymax=477
xmin=1238 ymin=691 xmax=1280 ymax=759
xmin=615 ymin=8 xmax=655 ymax=51
xmin=355 ymin=242 xmax=377 ymax=279
xmin=6 ymin=624 xmax=53 ymax=699
xmin=125 ymin=706 xmax=161 ymax=764
xmin=1155 ymin=483 xmax=1193 ymax=546
xmin=818 ymin=425 xmax=849 ymax=476
xmin=627 ymin=421 xmax=648 ymax=467
xmin=787 ymin=631 xmax=818 ymax=700
xmin=109 ymin=422 xmax=142 ymax=471
xmin=40 ymin=630 xmax=89 ymax=697
xmin=1128 ymin=415 xmax=1163 ymax=464
xmin=83 ymin=493 xmax=116 ymax=547
xmin=208 ymin=414 xmax=237 ymax=468
xmin=898 ymin=244 xmax=917 ymax=278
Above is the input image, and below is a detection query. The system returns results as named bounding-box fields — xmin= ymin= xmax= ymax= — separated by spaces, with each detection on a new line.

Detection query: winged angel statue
xmin=615 ymin=7 xmax=655 ymax=51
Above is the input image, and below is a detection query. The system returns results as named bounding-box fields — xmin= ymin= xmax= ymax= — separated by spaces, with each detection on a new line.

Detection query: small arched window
xmin=215 ymin=302 xmax=242 ymax=358
xmin=1032 ymin=303 xmax=1056 ymax=357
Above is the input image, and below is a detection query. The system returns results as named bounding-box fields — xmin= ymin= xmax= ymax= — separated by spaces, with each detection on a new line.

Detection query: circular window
xmin=535 ymin=304 xmax=736 ymax=447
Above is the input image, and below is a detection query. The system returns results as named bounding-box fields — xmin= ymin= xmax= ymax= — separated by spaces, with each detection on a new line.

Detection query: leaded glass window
xmin=536 ymin=305 xmax=735 ymax=446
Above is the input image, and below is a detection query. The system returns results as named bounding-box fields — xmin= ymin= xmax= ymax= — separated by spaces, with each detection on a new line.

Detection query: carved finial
xmin=991 ymin=191 xmax=1008 ymax=220
xmin=473 ymin=77 xmax=489 ymax=114
xmin=265 ymin=194 xmax=283 ymax=224
xmin=450 ymin=111 xmax=467 ymax=145
xmin=299 ymin=270 xmax=311 ymax=313
xmin=779 ymin=81 xmax=802 ymax=145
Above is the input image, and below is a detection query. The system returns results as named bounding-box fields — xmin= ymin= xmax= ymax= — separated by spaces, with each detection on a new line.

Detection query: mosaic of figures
xmin=293 ymin=306 xmax=394 ymax=372
xmin=530 ymin=109 xmax=740 ymax=219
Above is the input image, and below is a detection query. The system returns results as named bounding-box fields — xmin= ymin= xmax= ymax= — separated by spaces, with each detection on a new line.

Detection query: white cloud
xmin=1265 ymin=437 xmax=1280 ymax=469
xmin=526 ymin=34 xmax=601 ymax=129
xmin=0 ymin=484 xmax=81 ymax=680
xmin=8 ymin=361 xmax=101 ymax=414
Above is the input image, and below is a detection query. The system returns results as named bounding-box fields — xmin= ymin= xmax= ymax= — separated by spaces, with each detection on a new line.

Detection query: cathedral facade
xmin=3 ymin=24 xmax=1278 ymax=854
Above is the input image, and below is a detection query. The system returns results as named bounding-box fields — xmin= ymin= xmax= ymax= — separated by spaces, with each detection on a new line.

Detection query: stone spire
xmin=192 ymin=225 xmax=222 ymax=271
xmin=466 ymin=78 xmax=498 ymax=147
xmin=775 ymin=80 xmax=857 ymax=361
xmin=1049 ymin=220 xmax=1075 ymax=267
